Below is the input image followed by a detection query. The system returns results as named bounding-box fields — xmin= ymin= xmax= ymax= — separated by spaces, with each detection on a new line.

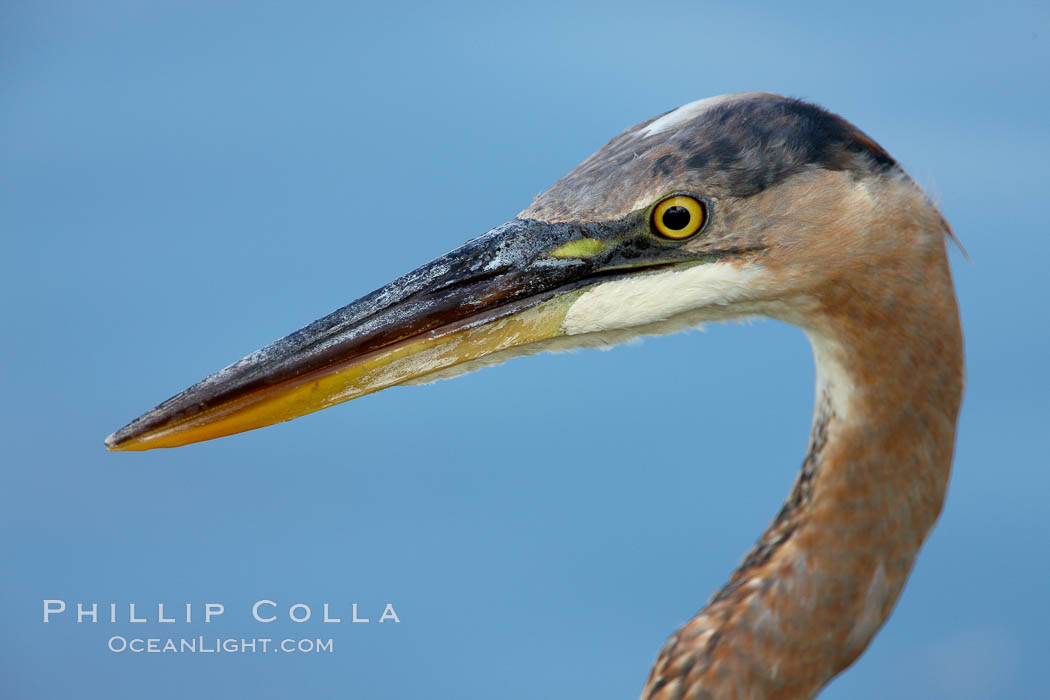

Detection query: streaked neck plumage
xmin=642 ymin=173 xmax=964 ymax=699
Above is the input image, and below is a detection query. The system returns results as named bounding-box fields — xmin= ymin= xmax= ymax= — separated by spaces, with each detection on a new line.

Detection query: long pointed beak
xmin=106 ymin=218 xmax=627 ymax=451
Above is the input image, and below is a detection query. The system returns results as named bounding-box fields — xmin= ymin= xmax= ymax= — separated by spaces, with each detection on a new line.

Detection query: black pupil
xmin=662 ymin=206 xmax=691 ymax=231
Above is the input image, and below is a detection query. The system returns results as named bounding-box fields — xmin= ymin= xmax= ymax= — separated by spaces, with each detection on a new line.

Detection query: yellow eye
xmin=652 ymin=195 xmax=706 ymax=240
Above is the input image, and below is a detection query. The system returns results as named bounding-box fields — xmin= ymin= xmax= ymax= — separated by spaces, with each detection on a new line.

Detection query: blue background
xmin=2 ymin=1 xmax=1047 ymax=698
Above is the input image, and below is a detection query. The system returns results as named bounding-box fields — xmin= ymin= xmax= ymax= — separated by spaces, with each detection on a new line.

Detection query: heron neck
xmin=644 ymin=243 xmax=964 ymax=699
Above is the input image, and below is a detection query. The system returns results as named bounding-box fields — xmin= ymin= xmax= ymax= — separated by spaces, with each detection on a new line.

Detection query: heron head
xmin=106 ymin=92 xmax=935 ymax=451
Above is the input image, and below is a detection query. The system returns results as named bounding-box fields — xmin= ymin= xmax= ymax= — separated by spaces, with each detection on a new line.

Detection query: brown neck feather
xmin=642 ymin=176 xmax=964 ymax=700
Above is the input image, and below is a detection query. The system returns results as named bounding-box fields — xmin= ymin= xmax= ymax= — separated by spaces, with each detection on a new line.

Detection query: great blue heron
xmin=106 ymin=92 xmax=964 ymax=699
